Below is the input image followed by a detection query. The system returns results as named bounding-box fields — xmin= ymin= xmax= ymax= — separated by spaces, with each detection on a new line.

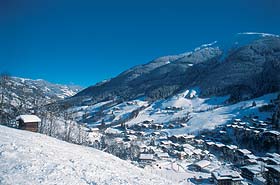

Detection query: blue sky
xmin=1 ymin=0 xmax=280 ymax=87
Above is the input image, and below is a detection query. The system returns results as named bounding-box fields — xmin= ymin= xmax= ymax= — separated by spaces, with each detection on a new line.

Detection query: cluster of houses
xmin=225 ymin=119 xmax=280 ymax=153
xmin=129 ymin=118 xmax=188 ymax=131
xmin=12 ymin=113 xmax=280 ymax=185
xmin=203 ymin=142 xmax=279 ymax=184
xmin=98 ymin=116 xmax=279 ymax=185
xmin=200 ymin=119 xmax=280 ymax=184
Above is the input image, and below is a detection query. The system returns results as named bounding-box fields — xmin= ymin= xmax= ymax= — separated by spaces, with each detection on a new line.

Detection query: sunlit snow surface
xmin=0 ymin=126 xmax=173 ymax=185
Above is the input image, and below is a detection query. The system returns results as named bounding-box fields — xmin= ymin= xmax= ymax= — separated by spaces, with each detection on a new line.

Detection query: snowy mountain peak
xmin=238 ymin=32 xmax=280 ymax=38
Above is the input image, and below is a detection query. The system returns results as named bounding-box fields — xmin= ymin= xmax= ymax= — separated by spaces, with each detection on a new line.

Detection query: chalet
xmin=265 ymin=153 xmax=280 ymax=165
xmin=263 ymin=130 xmax=280 ymax=142
xmin=266 ymin=165 xmax=280 ymax=185
xmin=155 ymin=152 xmax=169 ymax=160
xmin=151 ymin=131 xmax=161 ymax=137
xmin=160 ymin=140 xmax=173 ymax=146
xmin=168 ymin=134 xmax=195 ymax=143
xmin=238 ymin=122 xmax=247 ymax=126
xmin=123 ymin=135 xmax=137 ymax=142
xmin=205 ymin=141 xmax=215 ymax=150
xmin=160 ymin=145 xmax=169 ymax=153
xmin=143 ymin=120 xmax=153 ymax=125
xmin=171 ymin=143 xmax=181 ymax=150
xmin=257 ymin=157 xmax=270 ymax=164
xmin=139 ymin=153 xmax=155 ymax=163
xmin=222 ymin=145 xmax=237 ymax=160
xmin=141 ymin=123 xmax=149 ymax=129
xmin=136 ymin=131 xmax=145 ymax=136
xmin=169 ymin=135 xmax=179 ymax=143
xmin=183 ymin=143 xmax=195 ymax=151
xmin=182 ymin=134 xmax=195 ymax=142
xmin=151 ymin=123 xmax=163 ymax=130
xmin=266 ymin=158 xmax=280 ymax=165
xmin=212 ymin=170 xmax=243 ymax=185
xmin=235 ymin=149 xmax=252 ymax=165
xmin=266 ymin=153 xmax=280 ymax=159
xmin=180 ymin=123 xmax=187 ymax=127
xmin=167 ymin=124 xmax=175 ymax=129
xmin=105 ymin=128 xmax=122 ymax=136
xmin=126 ymin=130 xmax=136 ymax=135
xmin=176 ymin=151 xmax=187 ymax=160
xmin=184 ymin=148 xmax=194 ymax=158
xmin=234 ymin=119 xmax=242 ymax=123
xmin=213 ymin=143 xmax=225 ymax=152
xmin=91 ymin=127 xmax=100 ymax=132
xmin=139 ymin=144 xmax=148 ymax=153
xmin=193 ymin=149 xmax=203 ymax=159
xmin=87 ymin=128 xmax=100 ymax=143
xmin=244 ymin=154 xmax=257 ymax=161
xmin=194 ymin=139 xmax=204 ymax=145
xmin=245 ymin=159 xmax=258 ymax=165
xmin=226 ymin=124 xmax=232 ymax=129
xmin=241 ymin=165 xmax=263 ymax=181
xmin=253 ymin=175 xmax=266 ymax=185
xmin=16 ymin=115 xmax=41 ymax=132
xmin=114 ymin=138 xmax=123 ymax=144
xmin=190 ymin=160 xmax=211 ymax=172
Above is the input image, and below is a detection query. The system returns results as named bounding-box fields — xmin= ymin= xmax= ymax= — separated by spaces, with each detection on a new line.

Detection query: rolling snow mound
xmin=0 ymin=126 xmax=173 ymax=185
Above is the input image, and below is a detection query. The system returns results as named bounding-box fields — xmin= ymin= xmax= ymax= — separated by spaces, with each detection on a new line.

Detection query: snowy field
xmin=0 ymin=126 xmax=173 ymax=185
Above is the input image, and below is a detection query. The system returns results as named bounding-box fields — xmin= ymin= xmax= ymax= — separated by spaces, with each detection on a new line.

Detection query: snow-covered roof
xmin=267 ymin=158 xmax=280 ymax=165
xmin=206 ymin=141 xmax=215 ymax=146
xmin=193 ymin=149 xmax=202 ymax=155
xmin=264 ymin=130 xmax=280 ymax=136
xmin=212 ymin=170 xmax=242 ymax=181
xmin=266 ymin=152 xmax=280 ymax=159
xmin=91 ymin=128 xmax=100 ymax=132
xmin=160 ymin=140 xmax=172 ymax=145
xmin=267 ymin=165 xmax=280 ymax=173
xmin=214 ymin=143 xmax=225 ymax=148
xmin=246 ymin=154 xmax=257 ymax=160
xmin=237 ymin=149 xmax=251 ymax=155
xmin=184 ymin=134 xmax=195 ymax=139
xmin=194 ymin=160 xmax=211 ymax=169
xmin=155 ymin=152 xmax=169 ymax=158
xmin=183 ymin=144 xmax=195 ymax=151
xmin=225 ymin=145 xmax=238 ymax=150
xmin=139 ymin=154 xmax=154 ymax=160
xmin=105 ymin=128 xmax=121 ymax=135
xmin=184 ymin=149 xmax=194 ymax=156
xmin=16 ymin=115 xmax=41 ymax=123
xmin=241 ymin=165 xmax=262 ymax=174
xmin=234 ymin=119 xmax=242 ymax=122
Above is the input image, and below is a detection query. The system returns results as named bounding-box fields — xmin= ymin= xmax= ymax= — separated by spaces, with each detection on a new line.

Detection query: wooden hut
xmin=16 ymin=115 xmax=41 ymax=132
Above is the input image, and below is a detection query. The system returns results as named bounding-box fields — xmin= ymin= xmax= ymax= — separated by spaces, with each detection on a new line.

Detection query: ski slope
xmin=0 ymin=126 xmax=173 ymax=185
xmin=125 ymin=92 xmax=277 ymax=134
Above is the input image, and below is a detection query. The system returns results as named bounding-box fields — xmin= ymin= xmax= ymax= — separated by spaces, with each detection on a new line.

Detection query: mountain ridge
xmin=73 ymin=34 xmax=280 ymax=106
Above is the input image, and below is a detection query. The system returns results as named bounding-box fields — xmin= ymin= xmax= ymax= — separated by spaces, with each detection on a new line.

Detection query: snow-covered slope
xmin=0 ymin=126 xmax=172 ymax=185
xmin=12 ymin=77 xmax=82 ymax=99
xmin=0 ymin=76 xmax=82 ymax=123
xmin=70 ymin=86 xmax=277 ymax=136
xmin=124 ymin=92 xmax=277 ymax=133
